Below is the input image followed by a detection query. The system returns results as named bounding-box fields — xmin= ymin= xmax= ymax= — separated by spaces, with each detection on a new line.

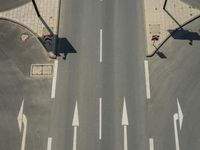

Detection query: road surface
xmin=50 ymin=0 xmax=148 ymax=150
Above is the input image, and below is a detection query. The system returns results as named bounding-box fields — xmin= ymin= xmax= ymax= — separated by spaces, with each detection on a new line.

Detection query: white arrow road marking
xmin=149 ymin=138 xmax=154 ymax=150
xmin=122 ymin=97 xmax=129 ymax=150
xmin=173 ymin=98 xmax=184 ymax=150
xmin=144 ymin=60 xmax=151 ymax=99
xmin=100 ymin=29 xmax=103 ymax=63
xmin=17 ymin=100 xmax=27 ymax=150
xmin=47 ymin=137 xmax=52 ymax=150
xmin=177 ymin=98 xmax=184 ymax=130
xmin=51 ymin=59 xmax=58 ymax=99
xmin=99 ymin=97 xmax=102 ymax=140
xmin=72 ymin=101 xmax=79 ymax=150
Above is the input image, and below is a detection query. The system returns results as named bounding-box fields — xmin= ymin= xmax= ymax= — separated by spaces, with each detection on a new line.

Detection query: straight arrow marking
xmin=72 ymin=101 xmax=79 ymax=150
xmin=122 ymin=97 xmax=129 ymax=126
xmin=122 ymin=97 xmax=129 ymax=150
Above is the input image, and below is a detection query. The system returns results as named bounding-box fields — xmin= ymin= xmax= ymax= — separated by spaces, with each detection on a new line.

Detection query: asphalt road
xmin=0 ymin=0 xmax=30 ymax=12
xmin=50 ymin=0 xmax=148 ymax=150
xmin=181 ymin=0 xmax=200 ymax=9
xmin=148 ymin=18 xmax=200 ymax=150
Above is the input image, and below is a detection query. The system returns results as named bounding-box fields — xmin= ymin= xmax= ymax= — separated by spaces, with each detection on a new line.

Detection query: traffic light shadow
xmin=31 ymin=0 xmax=77 ymax=59
xmin=56 ymin=37 xmax=77 ymax=60
xmin=168 ymin=29 xmax=200 ymax=45
xmin=36 ymin=13 xmax=77 ymax=59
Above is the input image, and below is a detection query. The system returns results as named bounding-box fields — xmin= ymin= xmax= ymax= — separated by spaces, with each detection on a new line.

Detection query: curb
xmin=146 ymin=11 xmax=200 ymax=57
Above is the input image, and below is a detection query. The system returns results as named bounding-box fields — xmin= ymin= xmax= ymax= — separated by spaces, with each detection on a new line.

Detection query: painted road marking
xmin=173 ymin=114 xmax=180 ymax=150
xmin=51 ymin=60 xmax=58 ymax=99
xmin=17 ymin=100 xmax=27 ymax=150
xmin=100 ymin=29 xmax=103 ymax=63
xmin=47 ymin=137 xmax=52 ymax=150
xmin=72 ymin=101 xmax=79 ymax=150
xmin=122 ymin=97 xmax=129 ymax=150
xmin=173 ymin=98 xmax=184 ymax=150
xmin=99 ymin=97 xmax=102 ymax=140
xmin=149 ymin=138 xmax=154 ymax=150
xmin=144 ymin=60 xmax=151 ymax=99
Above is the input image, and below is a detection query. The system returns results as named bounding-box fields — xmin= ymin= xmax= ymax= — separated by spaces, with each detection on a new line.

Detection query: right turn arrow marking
xmin=173 ymin=98 xmax=184 ymax=150
xmin=177 ymin=98 xmax=184 ymax=130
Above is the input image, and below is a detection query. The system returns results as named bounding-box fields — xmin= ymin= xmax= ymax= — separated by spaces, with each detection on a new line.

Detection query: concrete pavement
xmin=144 ymin=0 xmax=200 ymax=56
xmin=0 ymin=0 xmax=60 ymax=37
xmin=50 ymin=0 xmax=148 ymax=150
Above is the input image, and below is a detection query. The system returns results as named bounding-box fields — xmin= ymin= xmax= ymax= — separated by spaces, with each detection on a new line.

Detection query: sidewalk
xmin=144 ymin=0 xmax=200 ymax=56
xmin=0 ymin=0 xmax=60 ymax=57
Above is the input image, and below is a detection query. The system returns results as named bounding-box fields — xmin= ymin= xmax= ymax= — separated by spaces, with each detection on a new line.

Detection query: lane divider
xmin=149 ymin=138 xmax=154 ymax=150
xmin=100 ymin=29 xmax=103 ymax=63
xmin=99 ymin=97 xmax=102 ymax=140
xmin=47 ymin=137 xmax=52 ymax=150
xmin=51 ymin=59 xmax=58 ymax=99
xmin=144 ymin=60 xmax=151 ymax=99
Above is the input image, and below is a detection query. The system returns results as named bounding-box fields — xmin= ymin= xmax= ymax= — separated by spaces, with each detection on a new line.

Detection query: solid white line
xmin=149 ymin=138 xmax=154 ymax=150
xmin=100 ymin=29 xmax=103 ymax=63
xmin=144 ymin=60 xmax=151 ymax=99
xmin=47 ymin=137 xmax=52 ymax=150
xmin=51 ymin=60 xmax=58 ymax=99
xmin=99 ymin=97 xmax=102 ymax=140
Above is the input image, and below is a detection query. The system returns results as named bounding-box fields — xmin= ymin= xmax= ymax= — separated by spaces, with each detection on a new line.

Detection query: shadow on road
xmin=32 ymin=0 xmax=77 ymax=59
xmin=168 ymin=29 xmax=200 ymax=45
xmin=156 ymin=51 xmax=167 ymax=59
xmin=56 ymin=38 xmax=77 ymax=60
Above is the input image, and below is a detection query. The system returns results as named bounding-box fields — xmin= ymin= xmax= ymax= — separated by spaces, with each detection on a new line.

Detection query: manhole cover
xmin=30 ymin=64 xmax=53 ymax=77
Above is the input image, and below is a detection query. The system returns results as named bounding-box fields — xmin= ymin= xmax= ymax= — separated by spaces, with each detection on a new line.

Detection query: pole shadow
xmin=56 ymin=38 xmax=77 ymax=60
xmin=168 ymin=29 xmax=200 ymax=45
xmin=156 ymin=51 xmax=167 ymax=59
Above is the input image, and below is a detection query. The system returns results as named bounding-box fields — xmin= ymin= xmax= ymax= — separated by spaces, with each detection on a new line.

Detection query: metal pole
xmin=32 ymin=0 xmax=41 ymax=17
